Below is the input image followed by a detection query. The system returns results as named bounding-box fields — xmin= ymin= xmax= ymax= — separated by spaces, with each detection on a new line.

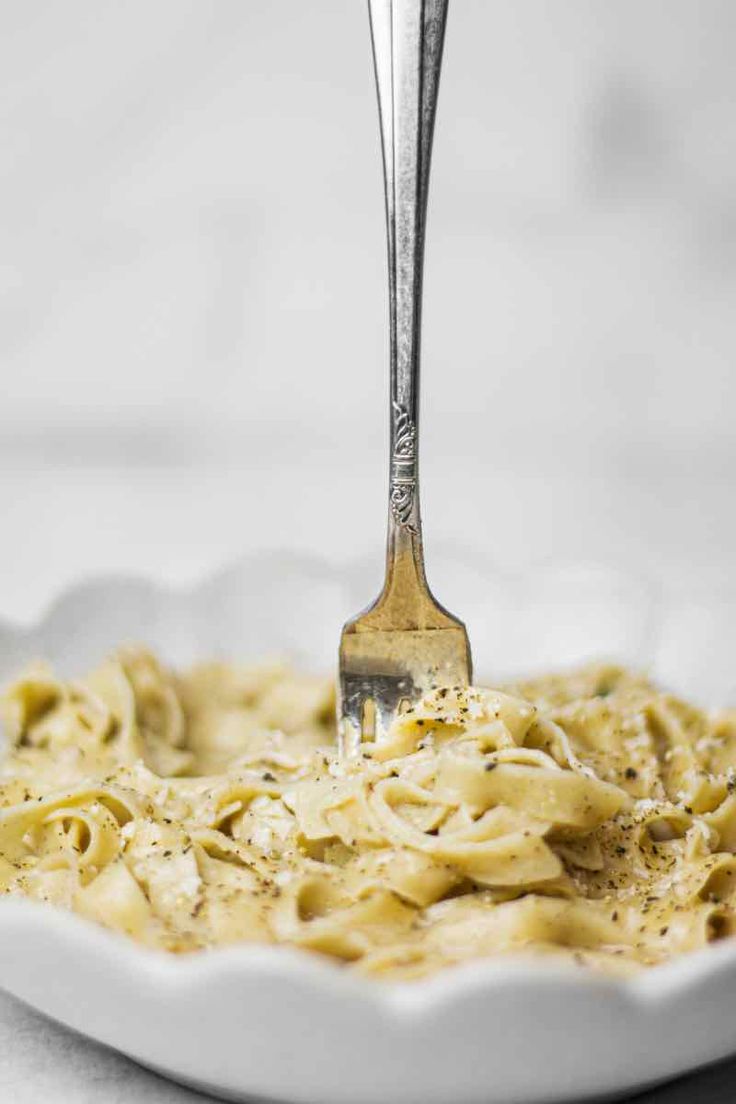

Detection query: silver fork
xmin=338 ymin=0 xmax=472 ymax=757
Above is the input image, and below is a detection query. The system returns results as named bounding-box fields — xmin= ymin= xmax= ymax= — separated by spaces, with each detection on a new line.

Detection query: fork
xmin=338 ymin=0 xmax=472 ymax=757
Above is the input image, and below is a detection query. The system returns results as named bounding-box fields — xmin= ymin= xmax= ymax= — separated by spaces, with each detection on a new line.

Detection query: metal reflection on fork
xmin=338 ymin=0 xmax=472 ymax=757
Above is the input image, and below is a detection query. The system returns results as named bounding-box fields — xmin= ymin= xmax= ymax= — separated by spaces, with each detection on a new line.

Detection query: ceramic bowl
xmin=1 ymin=550 xmax=736 ymax=1104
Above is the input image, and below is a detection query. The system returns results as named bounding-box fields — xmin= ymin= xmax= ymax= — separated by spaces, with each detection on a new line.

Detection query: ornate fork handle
xmin=369 ymin=0 xmax=448 ymax=606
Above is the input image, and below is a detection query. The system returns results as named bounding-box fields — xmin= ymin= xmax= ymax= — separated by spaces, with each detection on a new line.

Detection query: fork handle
xmin=369 ymin=0 xmax=448 ymax=601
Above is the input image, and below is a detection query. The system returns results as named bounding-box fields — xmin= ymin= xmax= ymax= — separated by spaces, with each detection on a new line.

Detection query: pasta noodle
xmin=1 ymin=648 xmax=736 ymax=978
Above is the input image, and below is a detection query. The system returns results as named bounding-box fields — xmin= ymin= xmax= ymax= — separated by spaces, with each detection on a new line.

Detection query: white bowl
xmin=1 ymin=550 xmax=736 ymax=1104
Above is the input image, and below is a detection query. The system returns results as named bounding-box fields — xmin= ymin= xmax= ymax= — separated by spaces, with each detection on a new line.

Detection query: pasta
xmin=1 ymin=647 xmax=736 ymax=979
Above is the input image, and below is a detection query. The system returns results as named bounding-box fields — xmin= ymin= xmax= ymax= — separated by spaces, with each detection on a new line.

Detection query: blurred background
xmin=1 ymin=0 xmax=735 ymax=624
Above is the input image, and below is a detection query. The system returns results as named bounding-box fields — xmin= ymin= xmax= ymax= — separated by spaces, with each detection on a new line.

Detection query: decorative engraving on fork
xmin=390 ymin=401 xmax=418 ymax=532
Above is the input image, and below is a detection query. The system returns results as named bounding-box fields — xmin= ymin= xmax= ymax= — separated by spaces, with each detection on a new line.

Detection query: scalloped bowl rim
xmin=3 ymin=893 xmax=736 ymax=1010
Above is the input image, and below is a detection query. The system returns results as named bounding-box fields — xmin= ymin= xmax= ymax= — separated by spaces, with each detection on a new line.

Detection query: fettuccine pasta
xmin=1 ymin=648 xmax=735 ymax=979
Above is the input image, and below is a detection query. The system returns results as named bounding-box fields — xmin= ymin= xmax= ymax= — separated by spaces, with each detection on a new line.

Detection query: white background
xmin=1 ymin=0 xmax=735 ymax=623
xmin=1 ymin=3 xmax=736 ymax=1099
